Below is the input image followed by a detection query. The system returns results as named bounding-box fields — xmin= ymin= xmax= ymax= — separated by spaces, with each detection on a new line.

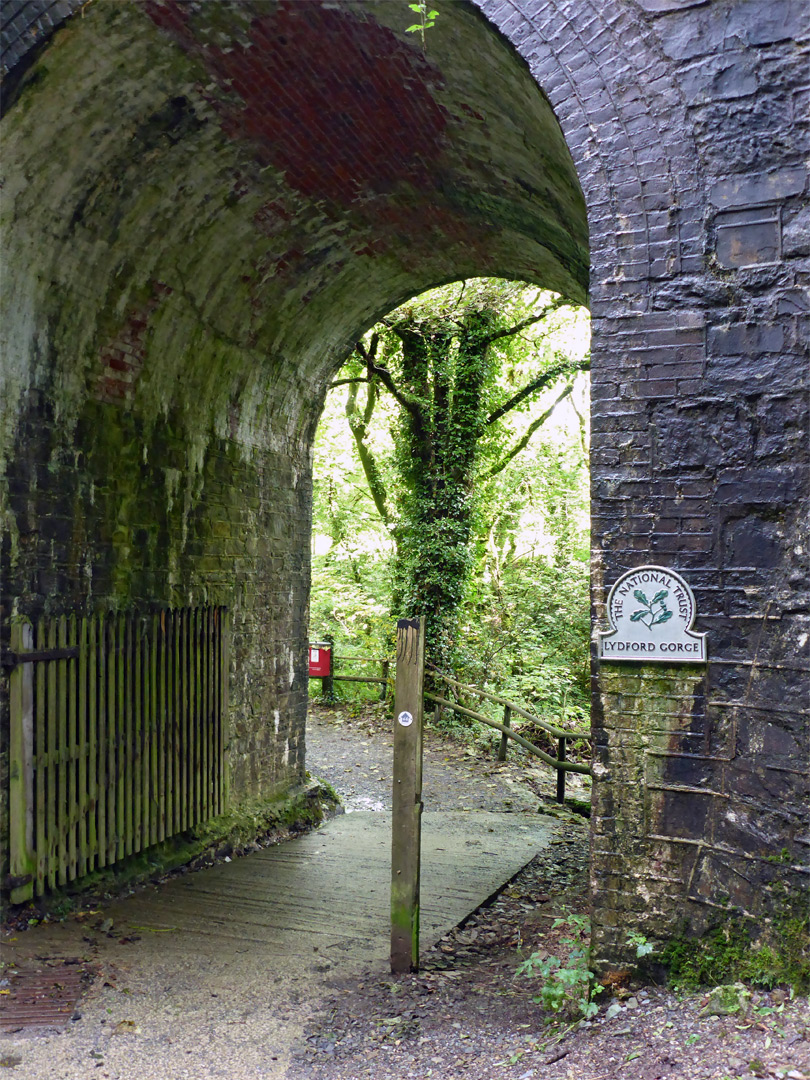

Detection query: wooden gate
xmin=7 ymin=607 xmax=229 ymax=903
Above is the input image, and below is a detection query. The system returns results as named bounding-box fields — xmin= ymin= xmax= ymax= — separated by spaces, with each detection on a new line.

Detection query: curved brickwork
xmin=0 ymin=0 xmax=80 ymax=109
xmin=1 ymin=0 xmax=807 ymax=968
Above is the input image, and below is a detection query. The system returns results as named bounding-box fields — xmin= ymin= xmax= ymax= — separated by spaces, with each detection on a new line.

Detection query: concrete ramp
xmin=103 ymin=811 xmax=553 ymax=961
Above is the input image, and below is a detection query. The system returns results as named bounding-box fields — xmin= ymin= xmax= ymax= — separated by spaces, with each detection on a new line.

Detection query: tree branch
xmin=481 ymin=297 xmax=568 ymax=345
xmin=569 ymin=391 xmax=589 ymax=457
xmin=485 ymin=354 xmax=590 ymax=426
xmin=355 ymin=337 xmax=425 ymax=421
xmin=344 ymin=367 xmax=392 ymax=527
xmin=482 ymin=381 xmax=576 ymax=480
xmin=330 ymin=376 xmax=372 ymax=389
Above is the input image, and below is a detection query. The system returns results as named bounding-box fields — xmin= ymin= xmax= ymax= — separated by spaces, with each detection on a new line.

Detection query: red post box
xmin=308 ymin=643 xmax=332 ymax=677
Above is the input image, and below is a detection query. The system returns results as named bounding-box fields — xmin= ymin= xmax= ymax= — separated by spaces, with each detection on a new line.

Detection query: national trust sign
xmin=598 ymin=565 xmax=707 ymax=664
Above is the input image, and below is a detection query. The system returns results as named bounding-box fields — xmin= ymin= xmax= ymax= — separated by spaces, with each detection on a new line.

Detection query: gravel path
xmin=306 ymin=703 xmax=543 ymax=814
xmin=2 ymin=705 xmax=807 ymax=1080
xmin=295 ymin=708 xmax=810 ymax=1080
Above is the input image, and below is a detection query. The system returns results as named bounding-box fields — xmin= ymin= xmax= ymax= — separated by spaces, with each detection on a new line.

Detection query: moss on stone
xmin=698 ymin=982 xmax=751 ymax=1017
xmin=660 ymin=909 xmax=810 ymax=993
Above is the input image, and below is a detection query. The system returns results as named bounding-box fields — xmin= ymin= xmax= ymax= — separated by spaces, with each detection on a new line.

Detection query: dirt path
xmin=306 ymin=703 xmax=544 ymax=814
xmin=293 ymin=707 xmax=810 ymax=1080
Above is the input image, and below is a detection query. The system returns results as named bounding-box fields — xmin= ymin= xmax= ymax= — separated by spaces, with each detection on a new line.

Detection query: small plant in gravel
xmin=516 ymin=911 xmax=602 ymax=1021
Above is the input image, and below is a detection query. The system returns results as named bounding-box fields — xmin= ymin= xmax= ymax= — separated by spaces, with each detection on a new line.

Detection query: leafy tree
xmin=328 ymin=279 xmax=589 ymax=673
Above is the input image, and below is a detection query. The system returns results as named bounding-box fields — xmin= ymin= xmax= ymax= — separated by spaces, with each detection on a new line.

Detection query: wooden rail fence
xmin=308 ymin=651 xmax=392 ymax=703
xmin=6 ymin=607 xmax=229 ymax=904
xmin=333 ymin=655 xmax=391 ymax=702
xmin=425 ymin=669 xmax=591 ymax=804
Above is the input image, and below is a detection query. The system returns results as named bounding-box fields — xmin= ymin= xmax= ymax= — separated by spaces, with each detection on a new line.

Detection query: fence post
xmin=9 ymin=619 xmax=35 ymax=904
xmin=498 ymin=705 xmax=512 ymax=761
xmin=556 ymin=737 xmax=566 ymax=804
xmin=390 ymin=616 xmax=425 ymax=973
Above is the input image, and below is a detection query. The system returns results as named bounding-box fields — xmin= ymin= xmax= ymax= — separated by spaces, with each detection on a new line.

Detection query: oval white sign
xmin=398 ymin=711 xmax=414 ymax=727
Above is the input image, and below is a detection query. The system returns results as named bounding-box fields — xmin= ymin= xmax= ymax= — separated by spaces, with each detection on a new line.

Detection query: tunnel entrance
xmin=1 ymin=0 xmax=588 ymax=890
xmin=5 ymin=0 xmax=805 ymax=976
xmin=308 ymin=277 xmax=591 ymax=773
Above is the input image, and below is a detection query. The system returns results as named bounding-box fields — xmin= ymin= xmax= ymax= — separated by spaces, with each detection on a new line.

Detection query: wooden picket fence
xmin=7 ymin=607 xmax=229 ymax=903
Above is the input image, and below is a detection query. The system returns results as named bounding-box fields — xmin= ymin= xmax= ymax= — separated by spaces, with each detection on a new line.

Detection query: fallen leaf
xmin=113 ymin=1019 xmax=141 ymax=1035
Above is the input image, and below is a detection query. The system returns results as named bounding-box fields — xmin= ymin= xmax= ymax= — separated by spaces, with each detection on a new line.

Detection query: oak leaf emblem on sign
xmin=630 ymin=589 xmax=673 ymax=631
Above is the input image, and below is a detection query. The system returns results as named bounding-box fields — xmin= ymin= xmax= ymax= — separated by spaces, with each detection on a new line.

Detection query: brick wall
xmin=475 ymin=0 xmax=809 ymax=963
xmin=1 ymin=0 xmax=807 ymax=964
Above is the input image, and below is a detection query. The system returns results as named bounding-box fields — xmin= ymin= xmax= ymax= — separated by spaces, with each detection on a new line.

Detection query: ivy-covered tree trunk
xmin=391 ymin=311 xmax=497 ymax=670
xmin=339 ymin=282 xmax=589 ymax=676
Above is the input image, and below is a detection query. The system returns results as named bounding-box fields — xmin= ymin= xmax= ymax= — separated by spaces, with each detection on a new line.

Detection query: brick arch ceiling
xmin=478 ymin=0 xmax=702 ymax=317
xmin=1 ymin=0 xmax=699 ymax=459
xmin=1 ymin=0 xmax=594 ymax=454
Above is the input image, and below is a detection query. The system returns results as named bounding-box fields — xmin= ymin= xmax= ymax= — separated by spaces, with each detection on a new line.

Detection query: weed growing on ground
xmin=516 ymin=911 xmax=602 ymax=1021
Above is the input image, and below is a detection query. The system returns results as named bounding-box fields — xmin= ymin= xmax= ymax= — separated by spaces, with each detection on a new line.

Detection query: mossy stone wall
xmin=1 ymin=0 xmax=807 ymax=970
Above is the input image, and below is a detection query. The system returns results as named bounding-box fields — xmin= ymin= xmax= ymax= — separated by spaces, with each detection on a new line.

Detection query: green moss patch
xmin=661 ymin=912 xmax=810 ymax=994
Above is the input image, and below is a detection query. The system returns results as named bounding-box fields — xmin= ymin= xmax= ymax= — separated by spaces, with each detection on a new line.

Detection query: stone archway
xmin=1 ymin=0 xmax=807 ymax=970
xmin=0 ymin=0 xmax=590 ymax=907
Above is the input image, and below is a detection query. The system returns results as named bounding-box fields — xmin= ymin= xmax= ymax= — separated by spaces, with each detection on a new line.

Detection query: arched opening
xmin=4 ymin=0 xmax=809 ymax=1039
xmin=1 ymin=0 xmax=588 ymax=877
xmin=309 ymin=278 xmax=591 ymax=784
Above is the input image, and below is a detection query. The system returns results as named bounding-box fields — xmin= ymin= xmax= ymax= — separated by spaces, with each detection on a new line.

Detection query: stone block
xmin=709 ymin=166 xmax=807 ymax=209
xmin=715 ymin=206 xmax=781 ymax=267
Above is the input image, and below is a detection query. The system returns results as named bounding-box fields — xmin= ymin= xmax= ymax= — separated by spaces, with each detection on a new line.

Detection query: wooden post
xmin=35 ymin=618 xmax=47 ymax=892
xmin=390 ymin=616 xmax=425 ymax=974
xmin=78 ymin=616 xmax=89 ymax=879
xmin=87 ymin=616 xmax=98 ymax=874
xmin=46 ymin=617 xmax=58 ymax=888
xmin=498 ymin=705 xmax=512 ymax=761
xmin=220 ymin=608 xmax=231 ymax=810
xmin=57 ymin=615 xmax=69 ymax=884
xmin=556 ymin=737 xmax=567 ymax=804
xmin=9 ymin=620 xmax=35 ymax=904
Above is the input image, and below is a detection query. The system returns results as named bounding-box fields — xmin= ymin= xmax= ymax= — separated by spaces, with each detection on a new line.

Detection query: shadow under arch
xmin=0 ymin=0 xmax=590 ymax=821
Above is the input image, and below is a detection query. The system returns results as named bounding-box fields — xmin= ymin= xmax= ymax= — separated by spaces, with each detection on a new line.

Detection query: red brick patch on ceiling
xmin=145 ymin=0 xmax=449 ymax=205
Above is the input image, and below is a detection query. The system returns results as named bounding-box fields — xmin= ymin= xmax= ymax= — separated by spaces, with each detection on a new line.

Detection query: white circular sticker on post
xmin=598 ymin=565 xmax=707 ymax=664
xmin=398 ymin=711 xmax=414 ymax=727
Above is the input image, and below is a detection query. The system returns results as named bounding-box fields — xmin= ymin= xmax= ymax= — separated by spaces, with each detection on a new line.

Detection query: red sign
xmin=308 ymin=644 xmax=331 ymax=677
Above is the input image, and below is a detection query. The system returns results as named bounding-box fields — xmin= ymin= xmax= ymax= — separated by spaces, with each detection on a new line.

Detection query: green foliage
xmin=517 ymin=912 xmax=602 ymax=1020
xmin=626 ymin=930 xmax=655 ymax=958
xmin=405 ymin=2 xmax=439 ymax=47
xmin=312 ymin=277 xmax=590 ymax=725
xmin=661 ymin=913 xmax=810 ymax=993
xmin=458 ymin=555 xmax=590 ymax=722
